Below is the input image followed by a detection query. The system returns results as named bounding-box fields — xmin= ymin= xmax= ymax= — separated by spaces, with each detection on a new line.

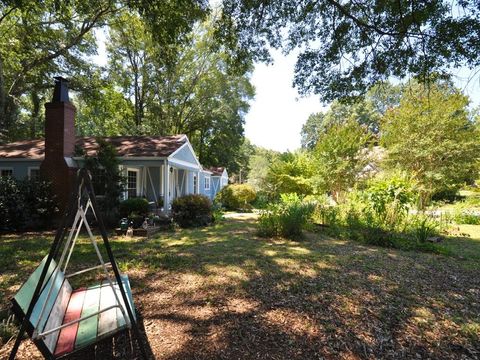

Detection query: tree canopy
xmin=217 ymin=0 xmax=480 ymax=101
xmin=381 ymin=80 xmax=480 ymax=207
xmin=0 ymin=0 xmax=209 ymax=140
xmin=301 ymin=82 xmax=401 ymax=149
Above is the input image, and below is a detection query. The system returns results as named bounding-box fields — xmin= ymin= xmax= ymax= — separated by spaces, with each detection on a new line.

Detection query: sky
xmin=93 ymin=30 xmax=480 ymax=154
xmin=244 ymin=50 xmax=480 ymax=153
xmin=243 ymin=49 xmax=328 ymax=152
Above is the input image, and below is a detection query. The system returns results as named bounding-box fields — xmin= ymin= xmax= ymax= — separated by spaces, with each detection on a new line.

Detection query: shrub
xmin=21 ymin=179 xmax=59 ymax=228
xmin=0 ymin=177 xmax=24 ymax=230
xmin=452 ymin=211 xmax=480 ymax=225
xmin=312 ymin=177 xmax=447 ymax=252
xmin=431 ymin=188 xmax=462 ymax=203
xmin=258 ymin=211 xmax=279 ymax=237
xmin=216 ymin=184 xmax=256 ymax=210
xmin=119 ymin=198 xmax=150 ymax=217
xmin=0 ymin=177 xmax=58 ymax=230
xmin=251 ymin=190 xmax=270 ymax=209
xmin=172 ymin=194 xmax=212 ymax=228
xmin=258 ymin=193 xmax=315 ymax=240
xmin=212 ymin=202 xmax=225 ymax=223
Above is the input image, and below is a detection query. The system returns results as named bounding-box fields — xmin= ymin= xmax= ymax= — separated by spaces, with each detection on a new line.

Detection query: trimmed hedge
xmin=215 ymin=184 xmax=256 ymax=210
xmin=172 ymin=194 xmax=212 ymax=228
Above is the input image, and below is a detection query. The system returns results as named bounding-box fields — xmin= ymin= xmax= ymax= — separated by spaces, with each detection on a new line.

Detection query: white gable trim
xmin=168 ymin=158 xmax=201 ymax=170
xmin=168 ymin=137 xmax=202 ymax=168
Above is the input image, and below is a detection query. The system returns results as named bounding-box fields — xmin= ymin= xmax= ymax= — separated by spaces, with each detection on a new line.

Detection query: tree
xmin=381 ymin=81 xmax=480 ymax=208
xmin=102 ymin=16 xmax=255 ymax=171
xmin=0 ymin=1 xmax=104 ymax=140
xmin=301 ymin=112 xmax=326 ymax=149
xmin=107 ymin=11 xmax=154 ymax=131
xmin=0 ymin=1 xmax=209 ymax=141
xmin=312 ymin=120 xmax=371 ymax=202
xmin=264 ymin=151 xmax=315 ymax=198
xmin=247 ymin=145 xmax=280 ymax=190
xmin=217 ymin=0 xmax=480 ymax=101
xmin=75 ymin=75 xmax=134 ymax=136
xmin=301 ymin=82 xmax=401 ymax=149
xmin=82 ymin=138 xmax=124 ymax=224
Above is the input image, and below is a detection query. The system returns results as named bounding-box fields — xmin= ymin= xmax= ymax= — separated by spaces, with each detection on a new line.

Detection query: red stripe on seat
xmin=54 ymin=289 xmax=87 ymax=357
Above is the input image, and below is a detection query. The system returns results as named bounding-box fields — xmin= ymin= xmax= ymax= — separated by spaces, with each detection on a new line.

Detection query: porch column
xmin=196 ymin=171 xmax=200 ymax=194
xmin=164 ymin=160 xmax=170 ymax=211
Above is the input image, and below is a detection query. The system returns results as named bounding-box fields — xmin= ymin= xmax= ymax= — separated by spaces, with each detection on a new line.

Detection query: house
xmin=208 ymin=167 xmax=229 ymax=198
xmin=0 ymin=77 xmax=228 ymax=211
xmin=198 ymin=167 xmax=229 ymax=202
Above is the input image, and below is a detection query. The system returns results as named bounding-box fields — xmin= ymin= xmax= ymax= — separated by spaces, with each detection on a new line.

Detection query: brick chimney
xmin=40 ymin=77 xmax=78 ymax=212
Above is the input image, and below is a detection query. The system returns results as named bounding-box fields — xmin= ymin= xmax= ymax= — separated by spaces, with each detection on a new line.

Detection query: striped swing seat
xmin=9 ymin=168 xmax=145 ymax=360
xmin=12 ymin=256 xmax=135 ymax=359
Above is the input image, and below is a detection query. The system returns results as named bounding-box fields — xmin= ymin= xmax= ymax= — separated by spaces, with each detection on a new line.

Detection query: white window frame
xmin=204 ymin=176 xmax=210 ymax=191
xmin=0 ymin=167 xmax=14 ymax=178
xmin=126 ymin=168 xmax=140 ymax=199
xmin=28 ymin=167 xmax=40 ymax=180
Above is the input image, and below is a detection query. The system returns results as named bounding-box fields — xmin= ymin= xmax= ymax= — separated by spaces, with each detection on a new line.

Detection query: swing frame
xmin=9 ymin=168 xmax=147 ymax=360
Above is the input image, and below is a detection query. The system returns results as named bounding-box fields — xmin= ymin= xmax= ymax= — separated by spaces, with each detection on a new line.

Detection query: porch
xmin=120 ymin=159 xmax=201 ymax=212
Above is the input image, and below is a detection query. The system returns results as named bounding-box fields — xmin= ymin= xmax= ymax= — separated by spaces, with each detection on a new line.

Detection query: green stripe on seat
xmin=75 ymin=285 xmax=101 ymax=349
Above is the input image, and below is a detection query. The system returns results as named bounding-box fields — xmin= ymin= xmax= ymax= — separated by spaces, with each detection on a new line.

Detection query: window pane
xmin=29 ymin=169 xmax=40 ymax=180
xmin=127 ymin=170 xmax=137 ymax=198
xmin=1 ymin=169 xmax=13 ymax=178
xmin=92 ymin=169 xmax=106 ymax=195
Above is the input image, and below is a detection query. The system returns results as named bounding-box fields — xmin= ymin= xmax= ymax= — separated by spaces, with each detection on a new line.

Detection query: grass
xmin=0 ymin=213 xmax=479 ymax=359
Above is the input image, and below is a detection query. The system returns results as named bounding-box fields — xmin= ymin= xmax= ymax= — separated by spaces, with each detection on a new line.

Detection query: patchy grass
xmin=1 ymin=213 xmax=479 ymax=359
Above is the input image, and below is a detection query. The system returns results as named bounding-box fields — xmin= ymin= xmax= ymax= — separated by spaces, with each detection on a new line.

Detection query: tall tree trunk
xmin=134 ymin=72 xmax=140 ymax=127
xmin=0 ymin=55 xmax=6 ymax=141
xmin=30 ymin=92 xmax=41 ymax=138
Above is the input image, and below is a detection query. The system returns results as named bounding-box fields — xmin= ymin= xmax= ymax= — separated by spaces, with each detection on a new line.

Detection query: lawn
xmin=1 ymin=214 xmax=479 ymax=359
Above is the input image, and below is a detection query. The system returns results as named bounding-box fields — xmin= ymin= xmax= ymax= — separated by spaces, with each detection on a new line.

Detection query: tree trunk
xmin=30 ymin=92 xmax=41 ymax=138
xmin=0 ymin=55 xmax=5 ymax=140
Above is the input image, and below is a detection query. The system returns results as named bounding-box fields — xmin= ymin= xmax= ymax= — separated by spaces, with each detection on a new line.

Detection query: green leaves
xmin=312 ymin=119 xmax=371 ymax=201
xmin=381 ymin=80 xmax=480 ymax=207
xmin=217 ymin=0 xmax=480 ymax=101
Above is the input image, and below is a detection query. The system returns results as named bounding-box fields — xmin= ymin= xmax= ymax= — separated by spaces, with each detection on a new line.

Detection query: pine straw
xmin=1 ymin=215 xmax=479 ymax=359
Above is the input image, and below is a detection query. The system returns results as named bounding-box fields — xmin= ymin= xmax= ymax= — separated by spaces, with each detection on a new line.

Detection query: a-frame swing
xmin=9 ymin=168 xmax=146 ymax=359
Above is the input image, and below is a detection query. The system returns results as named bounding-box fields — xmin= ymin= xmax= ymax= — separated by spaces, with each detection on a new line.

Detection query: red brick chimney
xmin=40 ymin=77 xmax=78 ymax=212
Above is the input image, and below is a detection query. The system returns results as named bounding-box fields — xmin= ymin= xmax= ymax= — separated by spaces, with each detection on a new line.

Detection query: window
xmin=28 ymin=167 xmax=40 ymax=181
xmin=204 ymin=177 xmax=210 ymax=191
xmin=193 ymin=175 xmax=198 ymax=194
xmin=0 ymin=168 xmax=13 ymax=178
xmin=127 ymin=169 xmax=139 ymax=198
xmin=92 ymin=168 xmax=106 ymax=196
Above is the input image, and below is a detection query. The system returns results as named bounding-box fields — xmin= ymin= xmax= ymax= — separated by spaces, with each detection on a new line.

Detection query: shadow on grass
xmin=1 ymin=216 xmax=480 ymax=359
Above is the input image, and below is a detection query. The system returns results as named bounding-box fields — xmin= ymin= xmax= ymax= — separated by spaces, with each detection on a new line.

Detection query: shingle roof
xmin=0 ymin=135 xmax=187 ymax=159
xmin=0 ymin=139 xmax=46 ymax=159
xmin=208 ymin=167 xmax=225 ymax=176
